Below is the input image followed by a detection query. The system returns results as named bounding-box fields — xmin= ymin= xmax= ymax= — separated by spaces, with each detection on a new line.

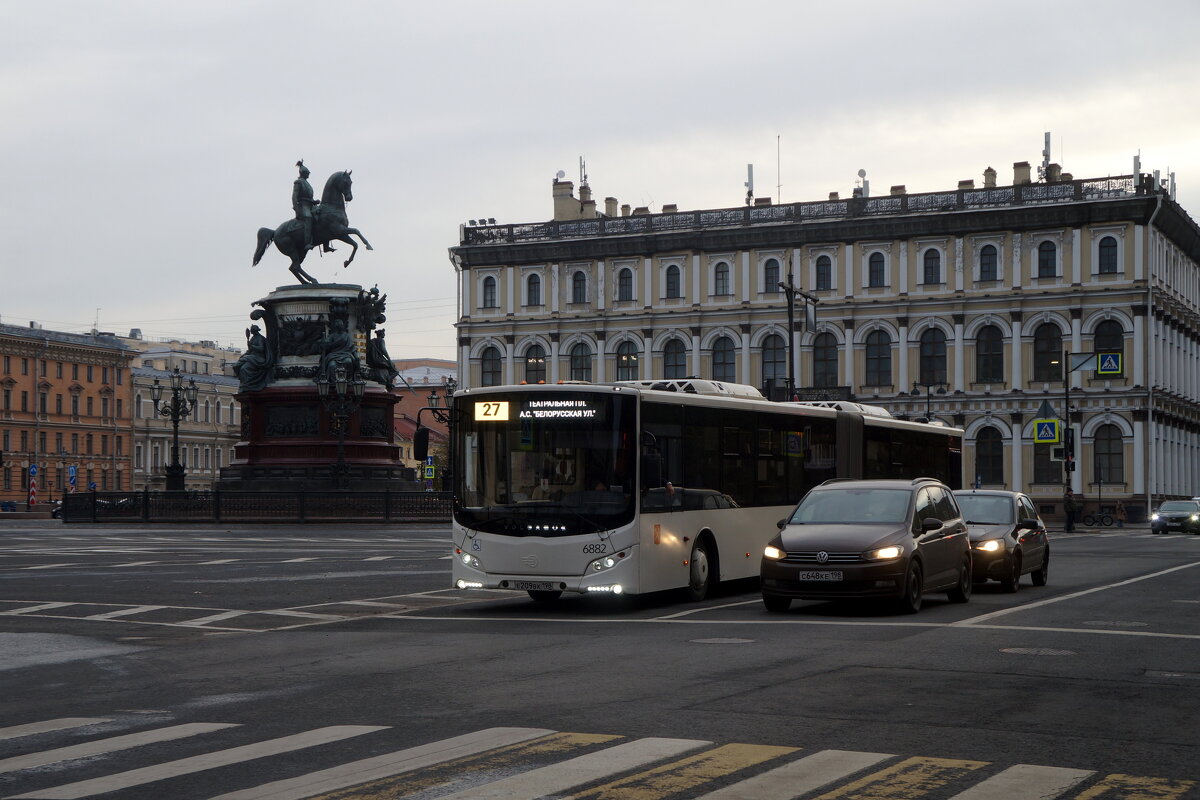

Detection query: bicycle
xmin=1082 ymin=511 xmax=1114 ymax=527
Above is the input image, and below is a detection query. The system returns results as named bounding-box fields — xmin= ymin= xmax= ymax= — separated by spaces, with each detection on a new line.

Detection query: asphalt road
xmin=0 ymin=520 xmax=1197 ymax=799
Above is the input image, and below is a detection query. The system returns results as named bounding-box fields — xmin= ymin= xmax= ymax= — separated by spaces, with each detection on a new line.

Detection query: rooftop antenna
xmin=579 ymin=156 xmax=588 ymax=187
xmin=555 ymin=169 xmax=566 ymax=182
xmin=857 ymin=168 xmax=869 ymax=198
xmin=776 ymin=135 xmax=782 ymax=204
xmin=1038 ymin=131 xmax=1051 ymax=181
xmin=1133 ymin=151 xmax=1141 ymax=180
xmin=744 ymin=164 xmax=754 ymax=206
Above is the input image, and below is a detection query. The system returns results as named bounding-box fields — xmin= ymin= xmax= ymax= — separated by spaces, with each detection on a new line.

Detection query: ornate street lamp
xmin=150 ymin=367 xmax=199 ymax=491
xmin=910 ymin=380 xmax=947 ymax=423
xmin=315 ymin=364 xmax=366 ymax=488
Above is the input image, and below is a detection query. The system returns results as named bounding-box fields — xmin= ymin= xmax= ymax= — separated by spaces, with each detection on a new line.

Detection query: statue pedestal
xmin=218 ymin=283 xmax=418 ymax=492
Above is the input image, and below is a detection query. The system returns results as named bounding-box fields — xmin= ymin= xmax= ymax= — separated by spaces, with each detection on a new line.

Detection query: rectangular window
xmin=71 ymin=433 xmax=78 ymax=453
xmin=101 ymin=435 xmax=108 ymax=455
xmin=102 ymin=367 xmax=109 ymax=384
xmin=55 ymin=394 xmax=63 ymax=414
xmin=87 ymin=365 xmax=94 ymax=382
xmin=102 ymin=397 xmax=110 ymax=418
xmin=21 ymin=391 xmax=28 ymax=412
xmin=115 ymin=437 xmax=123 ymax=456
xmin=56 ymin=362 xmax=63 ymax=378
xmin=72 ymin=364 xmax=79 ymax=380
xmin=87 ymin=397 xmax=94 ymax=416
xmin=21 ymin=359 xmax=29 ymax=375
xmin=2 ymin=355 xmax=8 ymax=374
xmin=116 ymin=399 xmax=122 ymax=418
xmin=41 ymin=360 xmax=48 ymax=377
xmin=136 ymin=444 xmax=143 ymax=469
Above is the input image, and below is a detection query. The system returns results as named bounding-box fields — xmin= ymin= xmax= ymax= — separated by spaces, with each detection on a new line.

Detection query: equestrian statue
xmin=253 ymin=161 xmax=374 ymax=285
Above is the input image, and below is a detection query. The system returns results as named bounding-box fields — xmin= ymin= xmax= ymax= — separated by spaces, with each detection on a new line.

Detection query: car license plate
xmin=797 ymin=571 xmax=842 ymax=582
xmin=514 ymin=581 xmax=554 ymax=591
xmin=1168 ymin=522 xmax=1182 ymax=527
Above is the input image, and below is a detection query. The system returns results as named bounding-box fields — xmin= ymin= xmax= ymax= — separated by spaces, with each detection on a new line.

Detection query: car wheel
xmin=1031 ymin=550 xmax=1049 ymax=587
xmin=896 ymin=562 xmax=923 ymax=614
xmin=947 ymin=556 xmax=972 ymax=603
xmin=527 ymin=589 xmax=562 ymax=604
xmin=1000 ymin=552 xmax=1022 ymax=594
xmin=684 ymin=539 xmax=712 ymax=602
xmin=762 ymin=594 xmax=791 ymax=613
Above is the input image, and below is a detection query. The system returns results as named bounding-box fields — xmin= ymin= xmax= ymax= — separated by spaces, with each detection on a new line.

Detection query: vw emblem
xmin=816 ymin=551 xmax=829 ymax=564
xmin=522 ymin=554 xmax=539 ymax=568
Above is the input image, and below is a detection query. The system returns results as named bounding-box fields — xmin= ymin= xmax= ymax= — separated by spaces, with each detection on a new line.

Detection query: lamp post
xmin=778 ymin=271 xmax=818 ymax=401
xmin=150 ymin=367 xmax=198 ymax=491
xmin=423 ymin=376 xmax=457 ymax=491
xmin=911 ymin=380 xmax=948 ymax=423
xmin=315 ymin=365 xmax=366 ymax=489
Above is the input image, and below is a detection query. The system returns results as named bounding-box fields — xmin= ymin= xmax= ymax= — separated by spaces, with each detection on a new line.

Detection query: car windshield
xmin=1158 ymin=502 xmax=1197 ymax=513
xmin=788 ymin=487 xmax=911 ymax=524
xmin=954 ymin=494 xmax=1014 ymax=524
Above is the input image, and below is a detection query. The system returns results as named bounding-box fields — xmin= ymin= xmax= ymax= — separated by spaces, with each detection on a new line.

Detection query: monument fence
xmin=61 ymin=489 xmax=452 ymax=524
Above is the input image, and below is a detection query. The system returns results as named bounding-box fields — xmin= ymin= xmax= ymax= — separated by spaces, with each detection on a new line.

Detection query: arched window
xmin=868 ymin=252 xmax=886 ymax=287
xmin=975 ymin=426 xmax=1004 ymax=485
xmin=524 ymin=344 xmax=546 ymax=384
xmin=975 ymin=324 xmax=1004 ymax=383
xmin=1038 ymin=241 xmax=1057 ymax=278
xmin=615 ymin=341 xmax=639 ymax=381
xmin=714 ymin=262 xmax=731 ymax=295
xmin=761 ymin=333 xmax=786 ymax=388
xmin=979 ymin=244 xmax=998 ymax=281
xmin=1033 ymin=323 xmax=1062 ymax=382
xmin=816 ymin=255 xmax=832 ymax=291
xmin=918 ymin=328 xmax=947 ymax=385
xmin=813 ymin=332 xmax=838 ymax=388
xmin=1098 ymin=236 xmax=1119 ymax=274
xmin=526 ymin=274 xmax=541 ymax=306
xmin=1094 ymin=423 xmax=1125 ymax=483
xmin=569 ymin=343 xmax=592 ymax=381
xmin=923 ymin=249 xmax=941 ymax=285
xmin=572 ymin=271 xmax=587 ymax=304
xmin=482 ymin=276 xmax=497 ymax=308
xmin=135 ymin=393 xmax=142 ymax=419
xmin=865 ymin=330 xmax=891 ymax=386
xmin=763 ymin=259 xmax=780 ymax=293
xmin=663 ymin=339 xmax=687 ymax=379
xmin=481 ymin=346 xmax=502 ymax=386
xmin=618 ymin=268 xmax=634 ymax=301
xmin=665 ymin=264 xmax=681 ymax=299
xmin=711 ymin=336 xmax=735 ymax=382
xmin=1094 ymin=320 xmax=1124 ymax=376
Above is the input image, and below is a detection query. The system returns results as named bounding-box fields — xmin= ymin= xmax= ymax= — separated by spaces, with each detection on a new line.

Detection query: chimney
xmin=621 ymin=204 xmax=631 ymax=217
xmin=552 ymin=179 xmax=576 ymax=221
xmin=958 ymin=179 xmax=975 ymax=190
xmin=1013 ymin=161 xmax=1032 ymax=185
xmin=829 ymin=191 xmax=840 ymax=201
xmin=890 ymin=185 xmax=906 ymax=196
xmin=1046 ymin=163 xmax=1062 ymax=182
xmin=983 ymin=167 xmax=997 ymax=188
xmin=632 ymin=206 xmax=650 ymax=215
xmin=1061 ymin=172 xmax=1072 ymax=182
xmin=605 ymin=197 xmax=618 ymax=217
xmin=662 ymin=203 xmax=678 ymax=213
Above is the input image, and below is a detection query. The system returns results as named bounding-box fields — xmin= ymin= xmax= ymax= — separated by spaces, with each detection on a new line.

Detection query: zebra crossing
xmin=0 ymin=715 xmax=1195 ymax=799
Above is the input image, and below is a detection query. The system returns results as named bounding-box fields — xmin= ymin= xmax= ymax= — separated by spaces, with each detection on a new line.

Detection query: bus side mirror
xmin=413 ymin=427 xmax=430 ymax=462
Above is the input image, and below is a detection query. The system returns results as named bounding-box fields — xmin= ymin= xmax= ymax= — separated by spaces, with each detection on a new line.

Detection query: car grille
xmin=781 ymin=551 xmax=864 ymax=564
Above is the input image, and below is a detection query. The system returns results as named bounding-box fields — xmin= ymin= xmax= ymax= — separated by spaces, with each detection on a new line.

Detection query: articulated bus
xmin=451 ymin=379 xmax=962 ymax=602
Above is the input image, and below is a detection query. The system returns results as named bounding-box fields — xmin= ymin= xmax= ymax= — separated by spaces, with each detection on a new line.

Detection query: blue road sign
xmin=1033 ymin=419 xmax=1060 ymax=444
xmin=68 ymin=465 xmax=77 ymax=478
xmin=28 ymin=464 xmax=37 ymax=477
xmin=1097 ymin=352 xmax=1123 ymax=375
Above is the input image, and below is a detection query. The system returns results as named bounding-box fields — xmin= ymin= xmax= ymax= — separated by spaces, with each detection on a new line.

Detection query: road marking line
xmin=199 ymin=559 xmax=239 ymax=564
xmin=85 ymin=605 xmax=167 ymax=620
xmin=954 ymin=561 xmax=1200 ymax=626
xmin=946 ymin=764 xmax=1095 ymax=799
xmin=1073 ymin=772 xmax=1197 ymax=799
xmin=3 ymin=602 xmax=77 ymax=614
xmin=570 ymin=742 xmax=797 ymax=800
xmin=9 ymin=725 xmax=387 ymax=799
xmin=694 ymin=749 xmax=895 ymax=799
xmin=22 ymin=564 xmax=79 ymax=570
xmin=178 ymin=611 xmax=250 ymax=626
xmin=0 ymin=723 xmax=238 ymax=774
xmin=808 ymin=756 xmax=988 ymax=799
xmin=364 ymin=556 xmax=392 ymax=561
xmin=113 ymin=561 xmax=159 ymax=567
xmin=432 ymin=737 xmax=712 ymax=800
xmin=208 ymin=727 xmax=556 ymax=800
xmin=281 ymin=558 xmax=317 ymax=563
xmin=0 ymin=719 xmax=111 ymax=742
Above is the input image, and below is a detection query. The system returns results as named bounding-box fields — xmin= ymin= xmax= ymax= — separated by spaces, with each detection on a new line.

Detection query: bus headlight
xmin=460 ymin=553 xmax=481 ymax=569
xmin=588 ymin=551 xmax=626 ymax=573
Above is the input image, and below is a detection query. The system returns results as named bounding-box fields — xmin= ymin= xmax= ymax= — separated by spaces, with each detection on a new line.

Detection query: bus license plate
xmin=514 ymin=581 xmax=554 ymax=591
xmin=797 ymin=571 xmax=842 ymax=582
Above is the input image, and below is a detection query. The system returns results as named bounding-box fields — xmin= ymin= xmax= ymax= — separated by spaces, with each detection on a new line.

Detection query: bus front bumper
xmin=451 ymin=549 xmax=639 ymax=596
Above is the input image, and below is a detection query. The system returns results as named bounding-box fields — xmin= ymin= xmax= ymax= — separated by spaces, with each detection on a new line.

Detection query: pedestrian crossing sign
xmin=1097 ymin=352 xmax=1122 ymax=375
xmin=1033 ymin=419 xmax=1060 ymax=443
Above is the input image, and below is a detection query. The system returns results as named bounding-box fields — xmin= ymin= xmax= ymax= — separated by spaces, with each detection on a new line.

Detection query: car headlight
xmin=1191 ymin=515 xmax=1199 ymax=522
xmin=974 ymin=539 xmax=1002 ymax=552
xmin=1151 ymin=513 xmax=1160 ymax=521
xmin=763 ymin=545 xmax=786 ymax=560
xmin=864 ymin=545 xmax=902 ymax=561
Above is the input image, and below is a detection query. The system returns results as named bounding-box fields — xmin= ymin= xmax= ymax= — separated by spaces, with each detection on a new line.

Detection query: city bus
xmin=450 ymin=379 xmax=962 ymax=602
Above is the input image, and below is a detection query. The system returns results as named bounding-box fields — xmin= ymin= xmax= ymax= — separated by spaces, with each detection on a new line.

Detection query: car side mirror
xmin=921 ymin=517 xmax=942 ymax=532
xmin=1018 ymin=518 xmax=1041 ymax=530
xmin=777 ymin=518 xmax=788 ymax=530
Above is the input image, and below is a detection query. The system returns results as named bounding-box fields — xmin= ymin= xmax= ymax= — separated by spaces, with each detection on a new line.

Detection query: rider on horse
xmin=292 ymin=161 xmax=334 ymax=253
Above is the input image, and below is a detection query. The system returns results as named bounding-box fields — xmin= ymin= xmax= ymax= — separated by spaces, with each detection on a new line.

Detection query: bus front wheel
xmin=685 ymin=539 xmax=713 ymax=602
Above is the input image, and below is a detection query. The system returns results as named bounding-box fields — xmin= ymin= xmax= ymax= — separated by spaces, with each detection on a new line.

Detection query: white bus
xmin=450 ymin=379 xmax=962 ymax=602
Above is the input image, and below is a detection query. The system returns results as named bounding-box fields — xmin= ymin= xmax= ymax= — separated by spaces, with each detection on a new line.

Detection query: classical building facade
xmin=126 ymin=338 xmax=243 ymax=492
xmin=0 ymin=322 xmax=136 ymax=504
xmin=449 ymin=161 xmax=1200 ymax=521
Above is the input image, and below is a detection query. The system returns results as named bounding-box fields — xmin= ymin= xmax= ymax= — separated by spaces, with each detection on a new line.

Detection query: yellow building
xmin=449 ymin=159 xmax=1200 ymax=521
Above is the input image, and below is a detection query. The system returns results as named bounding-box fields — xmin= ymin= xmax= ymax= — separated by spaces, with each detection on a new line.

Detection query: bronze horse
xmin=253 ymin=170 xmax=374 ymax=284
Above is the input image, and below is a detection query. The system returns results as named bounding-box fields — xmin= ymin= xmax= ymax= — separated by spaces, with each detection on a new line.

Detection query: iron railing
xmin=462 ymin=176 xmax=1143 ymax=246
xmin=60 ymin=490 xmax=452 ymax=523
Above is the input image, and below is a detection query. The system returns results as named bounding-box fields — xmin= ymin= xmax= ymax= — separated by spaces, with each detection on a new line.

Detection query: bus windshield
xmin=455 ymin=391 xmax=637 ymax=536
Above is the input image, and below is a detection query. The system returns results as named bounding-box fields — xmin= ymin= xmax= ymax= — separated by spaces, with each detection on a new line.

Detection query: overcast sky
xmin=4 ymin=1 xmax=1199 ymax=359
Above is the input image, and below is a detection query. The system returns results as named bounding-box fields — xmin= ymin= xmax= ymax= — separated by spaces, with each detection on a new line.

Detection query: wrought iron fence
xmin=61 ymin=490 xmax=452 ymax=524
xmin=461 ymin=176 xmax=1144 ymax=246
